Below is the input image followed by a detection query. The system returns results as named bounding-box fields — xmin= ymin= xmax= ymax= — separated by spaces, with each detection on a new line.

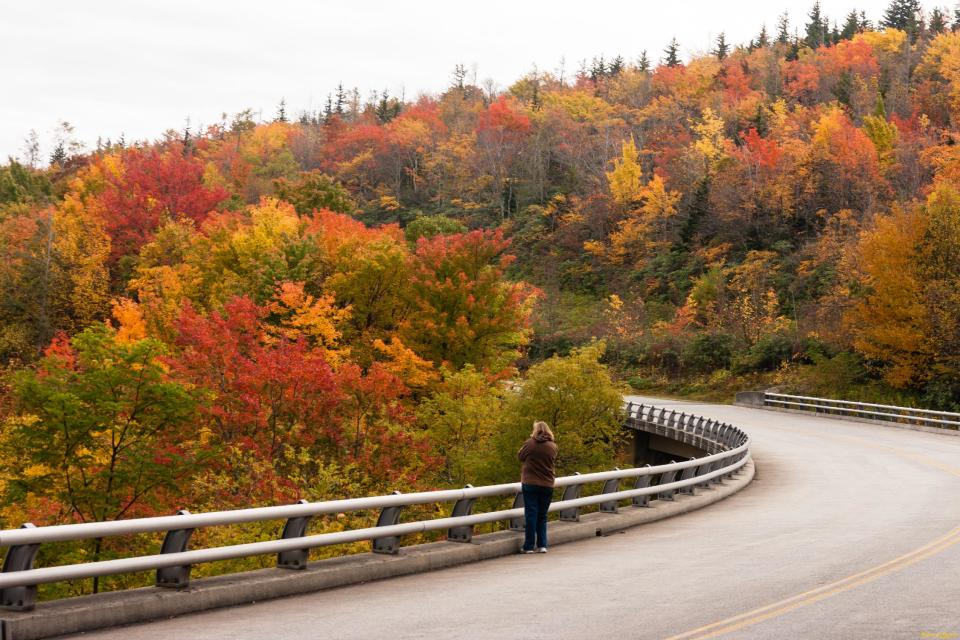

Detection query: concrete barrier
xmin=733 ymin=391 xmax=766 ymax=408
xmin=0 ymin=460 xmax=755 ymax=640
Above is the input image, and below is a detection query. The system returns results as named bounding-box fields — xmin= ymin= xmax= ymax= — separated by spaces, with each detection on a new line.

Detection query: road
xmin=66 ymin=397 xmax=960 ymax=640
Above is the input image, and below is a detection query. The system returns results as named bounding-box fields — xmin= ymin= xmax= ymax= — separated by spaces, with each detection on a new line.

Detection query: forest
xmin=2 ymin=0 xmax=960 ymax=594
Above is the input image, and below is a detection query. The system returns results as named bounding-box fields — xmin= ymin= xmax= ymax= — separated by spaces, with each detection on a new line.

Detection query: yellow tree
xmin=845 ymin=205 xmax=931 ymax=387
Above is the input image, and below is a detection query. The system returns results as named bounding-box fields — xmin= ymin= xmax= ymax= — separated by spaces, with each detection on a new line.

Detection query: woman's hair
xmin=530 ymin=421 xmax=554 ymax=440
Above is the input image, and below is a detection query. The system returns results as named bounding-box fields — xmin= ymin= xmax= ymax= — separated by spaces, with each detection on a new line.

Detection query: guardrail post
xmin=277 ymin=499 xmax=313 ymax=570
xmin=713 ymin=457 xmax=728 ymax=484
xmin=658 ymin=463 xmax=678 ymax=501
xmin=598 ymin=470 xmax=621 ymax=513
xmin=0 ymin=523 xmax=40 ymax=611
xmin=697 ymin=460 xmax=716 ymax=489
xmin=447 ymin=485 xmax=477 ymax=543
xmin=632 ymin=465 xmax=653 ymax=506
xmin=559 ymin=472 xmax=583 ymax=521
xmin=625 ymin=402 xmax=634 ymax=421
xmin=679 ymin=458 xmax=698 ymax=494
xmin=156 ymin=509 xmax=195 ymax=588
xmin=726 ymin=452 xmax=743 ymax=478
xmin=508 ymin=492 xmax=524 ymax=531
xmin=372 ymin=491 xmax=403 ymax=554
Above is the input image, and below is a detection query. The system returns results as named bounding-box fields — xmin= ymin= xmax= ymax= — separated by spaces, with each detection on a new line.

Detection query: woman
xmin=518 ymin=421 xmax=558 ymax=554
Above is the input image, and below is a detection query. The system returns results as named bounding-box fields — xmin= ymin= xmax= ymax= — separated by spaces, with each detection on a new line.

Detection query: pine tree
xmin=714 ymin=32 xmax=729 ymax=60
xmin=930 ymin=7 xmax=948 ymax=34
xmin=609 ymin=55 xmax=625 ymax=75
xmin=638 ymin=50 xmax=651 ymax=73
xmin=49 ymin=143 xmax=66 ymax=168
xmin=275 ymin=98 xmax=288 ymax=123
xmin=452 ymin=64 xmax=467 ymax=89
xmin=663 ymin=37 xmax=681 ymax=67
xmin=334 ymin=83 xmax=346 ymax=115
xmin=756 ymin=24 xmax=770 ymax=49
xmin=323 ymin=94 xmax=333 ymax=122
xmin=841 ymin=10 xmax=861 ymax=40
xmin=881 ymin=0 xmax=921 ymax=41
xmin=805 ymin=2 xmax=826 ymax=49
xmin=777 ymin=12 xmax=791 ymax=44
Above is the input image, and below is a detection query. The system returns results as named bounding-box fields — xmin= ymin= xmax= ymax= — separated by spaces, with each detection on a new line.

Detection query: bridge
xmin=3 ymin=395 xmax=960 ymax=639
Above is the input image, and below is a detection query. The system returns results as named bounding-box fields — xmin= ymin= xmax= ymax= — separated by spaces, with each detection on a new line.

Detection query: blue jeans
xmin=522 ymin=483 xmax=553 ymax=550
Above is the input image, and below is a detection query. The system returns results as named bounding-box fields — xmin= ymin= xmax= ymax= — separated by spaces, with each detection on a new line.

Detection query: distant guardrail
xmin=736 ymin=391 xmax=960 ymax=431
xmin=0 ymin=404 xmax=750 ymax=612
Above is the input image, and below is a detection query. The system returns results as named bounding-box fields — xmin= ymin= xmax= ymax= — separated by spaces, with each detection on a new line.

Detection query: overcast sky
xmin=1 ymin=0 xmax=896 ymax=161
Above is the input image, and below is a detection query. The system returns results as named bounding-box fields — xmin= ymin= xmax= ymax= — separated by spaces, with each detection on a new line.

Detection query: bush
xmin=733 ymin=335 xmax=793 ymax=373
xmin=681 ymin=333 xmax=734 ymax=374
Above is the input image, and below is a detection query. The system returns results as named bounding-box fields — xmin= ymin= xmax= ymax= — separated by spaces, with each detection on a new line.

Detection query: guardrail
xmin=0 ymin=404 xmax=750 ymax=612
xmin=738 ymin=391 xmax=960 ymax=431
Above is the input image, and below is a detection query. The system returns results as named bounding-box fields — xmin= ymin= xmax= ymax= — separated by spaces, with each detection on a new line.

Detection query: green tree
xmin=663 ymin=38 xmax=681 ymax=67
xmin=274 ymin=171 xmax=357 ymax=216
xmin=805 ymin=2 xmax=827 ymax=49
xmin=776 ymin=12 xmax=791 ymax=44
xmin=404 ymin=214 xmax=467 ymax=244
xmin=417 ymin=365 xmax=504 ymax=485
xmin=489 ymin=342 xmax=625 ymax=481
xmin=714 ymin=33 xmax=730 ymax=60
xmin=2 ymin=324 xmax=197 ymax=590
xmin=881 ymin=0 xmax=921 ymax=41
xmin=930 ymin=8 xmax=948 ymax=34
xmin=840 ymin=10 xmax=861 ymax=40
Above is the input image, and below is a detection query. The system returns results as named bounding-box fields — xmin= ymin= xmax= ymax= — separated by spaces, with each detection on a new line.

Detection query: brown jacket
xmin=518 ymin=435 xmax=558 ymax=487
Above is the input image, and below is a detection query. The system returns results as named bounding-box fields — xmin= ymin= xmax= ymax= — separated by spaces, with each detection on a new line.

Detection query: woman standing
xmin=518 ymin=421 xmax=558 ymax=553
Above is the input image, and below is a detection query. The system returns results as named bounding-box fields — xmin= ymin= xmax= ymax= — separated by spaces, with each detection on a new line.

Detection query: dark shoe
xmin=521 ymin=548 xmax=535 ymax=554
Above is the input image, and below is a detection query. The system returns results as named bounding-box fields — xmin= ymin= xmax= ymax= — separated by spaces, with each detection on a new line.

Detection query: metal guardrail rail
xmin=0 ymin=404 xmax=750 ymax=611
xmin=759 ymin=392 xmax=960 ymax=430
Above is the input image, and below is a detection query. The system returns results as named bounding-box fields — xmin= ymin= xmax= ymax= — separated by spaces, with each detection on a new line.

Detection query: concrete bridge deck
xmin=63 ymin=397 xmax=960 ymax=639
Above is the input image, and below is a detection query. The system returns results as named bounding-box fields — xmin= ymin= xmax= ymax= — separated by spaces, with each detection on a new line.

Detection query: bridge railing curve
xmin=0 ymin=404 xmax=750 ymax=611
xmin=739 ymin=391 xmax=960 ymax=431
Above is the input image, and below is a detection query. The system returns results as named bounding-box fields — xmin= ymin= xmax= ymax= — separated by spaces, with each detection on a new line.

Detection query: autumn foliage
xmin=5 ymin=7 xmax=960 ymax=595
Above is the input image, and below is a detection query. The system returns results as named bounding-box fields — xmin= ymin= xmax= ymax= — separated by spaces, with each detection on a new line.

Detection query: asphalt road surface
xmin=66 ymin=397 xmax=960 ymax=640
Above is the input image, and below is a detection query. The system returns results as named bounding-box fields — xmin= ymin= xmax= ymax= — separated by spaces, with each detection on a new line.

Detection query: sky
xmin=1 ymin=0 xmax=895 ymax=161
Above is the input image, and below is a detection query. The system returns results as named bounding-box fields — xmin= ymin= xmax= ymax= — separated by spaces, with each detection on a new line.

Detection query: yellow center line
xmin=664 ymin=418 xmax=960 ymax=640
xmin=664 ymin=526 xmax=960 ymax=640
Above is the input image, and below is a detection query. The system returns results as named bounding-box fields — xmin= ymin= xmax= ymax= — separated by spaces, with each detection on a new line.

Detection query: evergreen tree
xmin=829 ymin=19 xmax=841 ymax=44
xmin=841 ymin=10 xmax=861 ymax=40
xmin=275 ymin=98 xmax=288 ymax=123
xmin=323 ymin=94 xmax=333 ymax=122
xmin=638 ymin=50 xmax=651 ymax=73
xmin=663 ymin=37 xmax=681 ymax=67
xmin=714 ymin=32 xmax=729 ymax=60
xmin=805 ymin=2 xmax=826 ymax=49
xmin=452 ymin=63 xmax=467 ymax=89
xmin=756 ymin=24 xmax=770 ymax=49
xmin=930 ymin=7 xmax=948 ymax=34
xmin=334 ymin=83 xmax=346 ymax=115
xmin=609 ymin=54 xmax=625 ymax=75
xmin=49 ymin=143 xmax=66 ymax=168
xmin=589 ymin=55 xmax=606 ymax=82
xmin=777 ymin=12 xmax=791 ymax=44
xmin=881 ymin=0 xmax=921 ymax=41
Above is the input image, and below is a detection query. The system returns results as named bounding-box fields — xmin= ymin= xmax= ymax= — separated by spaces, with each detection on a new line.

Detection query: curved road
xmin=67 ymin=397 xmax=960 ymax=639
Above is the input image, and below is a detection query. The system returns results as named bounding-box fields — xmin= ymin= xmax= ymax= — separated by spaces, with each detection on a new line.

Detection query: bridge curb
xmin=1 ymin=461 xmax=754 ymax=640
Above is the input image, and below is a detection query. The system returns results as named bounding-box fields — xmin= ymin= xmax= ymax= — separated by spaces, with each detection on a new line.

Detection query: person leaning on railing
xmin=518 ymin=421 xmax=558 ymax=554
